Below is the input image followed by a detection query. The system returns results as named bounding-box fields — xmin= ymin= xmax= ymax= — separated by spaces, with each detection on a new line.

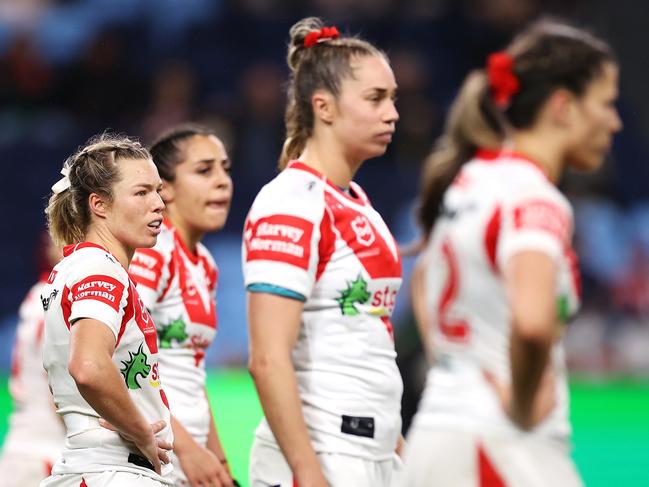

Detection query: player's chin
xmin=570 ymin=151 xmax=605 ymax=172
xmin=358 ymin=147 xmax=387 ymax=163
xmin=134 ymin=232 xmax=159 ymax=249
xmin=201 ymin=214 xmax=229 ymax=232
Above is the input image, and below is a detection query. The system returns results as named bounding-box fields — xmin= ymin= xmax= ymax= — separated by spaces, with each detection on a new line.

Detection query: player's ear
xmin=159 ymin=180 xmax=174 ymax=203
xmin=88 ymin=193 xmax=109 ymax=219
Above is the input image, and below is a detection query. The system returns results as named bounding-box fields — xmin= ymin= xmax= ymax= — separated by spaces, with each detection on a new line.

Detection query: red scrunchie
xmin=487 ymin=52 xmax=520 ymax=108
xmin=304 ymin=26 xmax=340 ymax=48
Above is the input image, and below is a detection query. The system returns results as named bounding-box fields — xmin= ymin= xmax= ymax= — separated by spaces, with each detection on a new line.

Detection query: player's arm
xmin=503 ymin=251 xmax=557 ymax=430
xmin=68 ymin=319 xmax=172 ymax=474
xmin=170 ymin=414 xmax=233 ymax=487
xmin=205 ymin=392 xmax=230 ymax=472
xmin=247 ymin=292 xmax=328 ymax=487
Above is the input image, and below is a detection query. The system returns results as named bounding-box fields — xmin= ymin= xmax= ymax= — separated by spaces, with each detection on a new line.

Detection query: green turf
xmin=1 ymin=371 xmax=647 ymax=486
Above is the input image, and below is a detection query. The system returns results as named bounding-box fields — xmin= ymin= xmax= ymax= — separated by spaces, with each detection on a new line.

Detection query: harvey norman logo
xmin=257 ymin=222 xmax=305 ymax=243
xmin=72 ymin=275 xmax=124 ymax=312
xmin=245 ymin=214 xmax=314 ymax=269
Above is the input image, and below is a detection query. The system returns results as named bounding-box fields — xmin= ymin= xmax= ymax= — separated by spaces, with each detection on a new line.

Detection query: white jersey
xmin=41 ymin=242 xmax=173 ymax=483
xmin=2 ymin=277 xmax=64 ymax=460
xmin=413 ymin=149 xmax=580 ymax=441
xmin=130 ymin=221 xmax=218 ymax=444
xmin=243 ymin=161 xmax=403 ymax=460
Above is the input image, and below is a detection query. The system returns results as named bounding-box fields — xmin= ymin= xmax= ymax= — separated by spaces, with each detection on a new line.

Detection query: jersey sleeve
xmin=497 ymin=181 xmax=573 ymax=268
xmin=130 ymin=247 xmax=169 ymax=310
xmin=66 ymin=252 xmax=129 ymax=341
xmin=242 ymin=172 xmax=325 ymax=298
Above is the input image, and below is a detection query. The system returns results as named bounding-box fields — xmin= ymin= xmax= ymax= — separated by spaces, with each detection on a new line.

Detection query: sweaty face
xmin=566 ymin=62 xmax=622 ymax=171
xmin=331 ymin=54 xmax=399 ymax=162
xmin=105 ymin=158 xmax=165 ymax=250
xmin=166 ymin=135 xmax=233 ymax=234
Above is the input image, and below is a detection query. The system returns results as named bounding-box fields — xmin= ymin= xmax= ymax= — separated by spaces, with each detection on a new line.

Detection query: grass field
xmin=1 ymin=370 xmax=647 ymax=486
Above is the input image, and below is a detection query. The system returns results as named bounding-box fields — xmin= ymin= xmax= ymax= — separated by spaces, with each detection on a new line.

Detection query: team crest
xmin=350 ymin=215 xmax=375 ymax=247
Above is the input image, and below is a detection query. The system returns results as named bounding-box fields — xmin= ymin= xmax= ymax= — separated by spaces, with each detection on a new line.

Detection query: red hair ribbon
xmin=304 ymin=26 xmax=340 ymax=48
xmin=486 ymin=51 xmax=520 ymax=108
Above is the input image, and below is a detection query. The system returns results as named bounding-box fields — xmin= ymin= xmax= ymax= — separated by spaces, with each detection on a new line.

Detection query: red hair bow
xmin=486 ymin=52 xmax=520 ymax=108
xmin=304 ymin=26 xmax=340 ymax=48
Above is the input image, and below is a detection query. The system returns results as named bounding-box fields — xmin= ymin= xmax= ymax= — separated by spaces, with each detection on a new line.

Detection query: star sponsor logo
xmin=337 ymin=275 xmax=399 ymax=317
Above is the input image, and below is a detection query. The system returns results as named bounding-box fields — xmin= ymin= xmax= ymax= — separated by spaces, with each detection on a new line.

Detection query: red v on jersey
xmin=173 ymin=246 xmax=216 ymax=327
xmin=117 ymin=281 xmax=159 ymax=353
xmin=324 ymin=191 xmax=401 ymax=279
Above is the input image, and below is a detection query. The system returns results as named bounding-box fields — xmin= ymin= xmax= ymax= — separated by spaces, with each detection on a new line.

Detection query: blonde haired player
xmin=130 ymin=124 xmax=235 ymax=487
xmin=40 ymin=134 xmax=173 ymax=487
xmin=243 ymin=17 xmax=403 ymax=487
xmin=401 ymin=20 xmax=621 ymax=487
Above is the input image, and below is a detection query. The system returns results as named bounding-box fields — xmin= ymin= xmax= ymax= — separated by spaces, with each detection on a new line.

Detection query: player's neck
xmin=510 ymin=130 xmax=565 ymax=183
xmin=300 ymin=136 xmax=362 ymax=188
xmin=84 ymin=227 xmax=133 ymax=269
xmin=165 ymin=212 xmax=202 ymax=254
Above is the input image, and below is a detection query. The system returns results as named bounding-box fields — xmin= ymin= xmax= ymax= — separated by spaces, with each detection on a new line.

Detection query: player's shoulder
xmin=250 ymin=162 xmax=326 ymax=219
xmin=61 ymin=242 xmax=129 ymax=283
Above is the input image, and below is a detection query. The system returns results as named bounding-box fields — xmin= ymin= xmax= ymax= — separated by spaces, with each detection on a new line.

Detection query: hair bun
xmin=287 ymin=17 xmax=325 ymax=71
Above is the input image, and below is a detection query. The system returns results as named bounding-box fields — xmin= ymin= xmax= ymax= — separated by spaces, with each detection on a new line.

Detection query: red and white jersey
xmin=41 ymin=242 xmax=173 ymax=483
xmin=243 ymin=161 xmax=403 ymax=460
xmin=3 ymin=277 xmax=64 ymax=460
xmin=413 ymin=149 xmax=580 ymax=440
xmin=130 ymin=222 xmax=218 ymax=443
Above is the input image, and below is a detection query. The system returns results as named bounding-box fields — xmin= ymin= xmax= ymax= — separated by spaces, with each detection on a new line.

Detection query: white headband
xmin=51 ymin=167 xmax=71 ymax=194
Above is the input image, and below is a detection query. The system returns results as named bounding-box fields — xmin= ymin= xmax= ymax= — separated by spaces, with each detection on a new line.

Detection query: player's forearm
xmin=249 ymin=353 xmax=321 ymax=477
xmin=509 ymin=325 xmax=551 ymax=429
xmin=205 ymin=396 xmax=228 ymax=461
xmin=70 ymin=354 xmax=150 ymax=440
xmin=170 ymin=414 xmax=199 ymax=456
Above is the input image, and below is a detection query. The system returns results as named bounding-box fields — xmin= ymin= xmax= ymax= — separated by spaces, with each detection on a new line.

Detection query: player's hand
xmin=483 ymin=369 xmax=557 ymax=430
xmin=99 ymin=418 xmax=172 ymax=474
xmin=395 ymin=434 xmax=405 ymax=457
xmin=177 ymin=440 xmax=234 ymax=487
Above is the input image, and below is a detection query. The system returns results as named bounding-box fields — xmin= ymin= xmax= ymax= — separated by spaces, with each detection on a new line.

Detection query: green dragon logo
xmin=120 ymin=343 xmax=151 ymax=389
xmin=337 ymin=274 xmax=371 ymax=316
xmin=159 ymin=318 xmax=188 ymax=349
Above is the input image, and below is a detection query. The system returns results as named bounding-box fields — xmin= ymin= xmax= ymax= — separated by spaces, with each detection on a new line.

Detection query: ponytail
xmin=418 ymin=71 xmax=504 ymax=238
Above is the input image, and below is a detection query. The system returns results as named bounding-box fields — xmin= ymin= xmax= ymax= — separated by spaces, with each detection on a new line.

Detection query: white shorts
xmin=39 ymin=471 xmax=168 ymax=487
xmin=250 ymin=437 xmax=398 ymax=487
xmin=0 ymin=451 xmax=54 ymax=487
xmin=400 ymin=428 xmax=584 ymax=487
xmin=168 ymin=450 xmax=189 ymax=486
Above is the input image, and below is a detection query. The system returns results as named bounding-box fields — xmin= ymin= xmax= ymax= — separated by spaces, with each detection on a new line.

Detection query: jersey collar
xmin=475 ymin=148 xmax=549 ymax=180
xmin=286 ymin=160 xmax=367 ymax=205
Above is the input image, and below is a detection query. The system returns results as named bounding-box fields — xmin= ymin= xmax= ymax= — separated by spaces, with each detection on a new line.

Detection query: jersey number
xmin=437 ymin=239 xmax=470 ymax=342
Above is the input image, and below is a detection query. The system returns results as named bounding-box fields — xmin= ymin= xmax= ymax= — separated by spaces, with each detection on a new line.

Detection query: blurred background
xmin=0 ymin=0 xmax=648 ymax=485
